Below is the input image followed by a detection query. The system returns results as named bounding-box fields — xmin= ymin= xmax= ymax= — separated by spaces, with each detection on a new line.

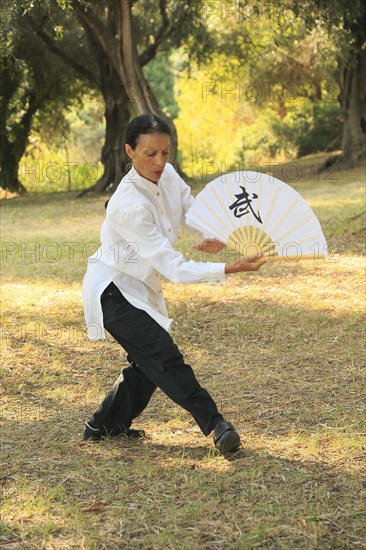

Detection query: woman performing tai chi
xmin=82 ymin=114 xmax=266 ymax=454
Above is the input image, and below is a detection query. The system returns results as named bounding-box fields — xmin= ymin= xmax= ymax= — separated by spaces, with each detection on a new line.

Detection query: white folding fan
xmin=186 ymin=171 xmax=328 ymax=261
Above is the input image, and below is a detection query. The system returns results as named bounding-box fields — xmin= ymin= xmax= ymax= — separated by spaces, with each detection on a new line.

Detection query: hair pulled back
xmin=125 ymin=114 xmax=171 ymax=150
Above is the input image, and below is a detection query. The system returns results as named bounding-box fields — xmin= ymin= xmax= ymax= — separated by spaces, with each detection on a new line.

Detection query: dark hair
xmin=125 ymin=114 xmax=171 ymax=150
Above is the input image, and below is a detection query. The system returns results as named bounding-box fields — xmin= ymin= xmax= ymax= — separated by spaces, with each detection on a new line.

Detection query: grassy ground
xmin=1 ymin=154 xmax=365 ymax=549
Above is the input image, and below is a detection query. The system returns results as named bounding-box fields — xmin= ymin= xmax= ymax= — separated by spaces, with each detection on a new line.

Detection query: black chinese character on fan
xmin=229 ymin=186 xmax=263 ymax=223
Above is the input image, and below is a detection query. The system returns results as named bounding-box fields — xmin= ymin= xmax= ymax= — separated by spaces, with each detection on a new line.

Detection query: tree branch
xmin=27 ymin=16 xmax=97 ymax=85
xmin=139 ymin=0 xmax=173 ymax=67
xmin=71 ymin=0 xmax=129 ymax=90
xmin=72 ymin=1 xmax=119 ymax=62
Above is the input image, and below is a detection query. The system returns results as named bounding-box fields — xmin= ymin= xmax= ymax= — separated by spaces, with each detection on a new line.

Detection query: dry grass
xmin=1 ymin=154 xmax=365 ymax=549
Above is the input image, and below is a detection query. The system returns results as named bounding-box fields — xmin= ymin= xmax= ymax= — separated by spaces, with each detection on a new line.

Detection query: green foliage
xmin=63 ymin=95 xmax=105 ymax=162
xmin=20 ymin=144 xmax=104 ymax=194
xmin=289 ymin=0 xmax=366 ymax=66
xmin=234 ymin=110 xmax=284 ymax=163
xmin=175 ymin=56 xmax=248 ymax=177
xmin=0 ymin=1 xmax=90 ymax=191
xmin=174 ymin=5 xmax=343 ymax=176
xmin=20 ymin=97 xmax=105 ymax=193
xmin=132 ymin=0 xmax=213 ymax=62
xmin=5 ymin=0 xmax=361 ymax=191
xmin=143 ymin=51 xmax=179 ymax=119
xmin=271 ymin=100 xmax=342 ymax=158
xmin=175 ymin=52 xmax=341 ymax=176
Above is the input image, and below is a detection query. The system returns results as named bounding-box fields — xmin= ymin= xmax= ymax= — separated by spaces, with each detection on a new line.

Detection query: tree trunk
xmin=0 ymin=63 xmax=26 ymax=193
xmin=0 ymin=141 xmax=27 ymax=194
xmin=339 ymin=48 xmax=366 ymax=165
xmin=117 ymin=0 xmax=178 ymax=166
xmin=337 ymin=5 xmax=366 ymax=166
xmin=79 ymin=52 xmax=131 ymax=195
xmin=0 ymin=86 xmax=37 ymax=194
xmin=73 ymin=0 xmax=178 ymax=195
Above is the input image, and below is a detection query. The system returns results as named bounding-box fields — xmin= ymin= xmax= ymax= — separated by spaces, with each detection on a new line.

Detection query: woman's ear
xmin=125 ymin=143 xmax=133 ymax=159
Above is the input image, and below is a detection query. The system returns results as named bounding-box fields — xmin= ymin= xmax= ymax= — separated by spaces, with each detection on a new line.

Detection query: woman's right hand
xmin=225 ymin=255 xmax=267 ymax=274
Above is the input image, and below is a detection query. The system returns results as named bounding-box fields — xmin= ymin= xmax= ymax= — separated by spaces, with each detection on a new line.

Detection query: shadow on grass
xmin=2 ymin=262 xmax=364 ymax=547
xmin=1 ymin=408 xmax=365 ymax=549
xmin=2 ymin=284 xmax=365 ymax=443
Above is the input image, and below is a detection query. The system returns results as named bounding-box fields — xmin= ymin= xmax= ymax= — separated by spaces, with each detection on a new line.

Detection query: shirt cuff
xmin=206 ymin=262 xmax=226 ymax=284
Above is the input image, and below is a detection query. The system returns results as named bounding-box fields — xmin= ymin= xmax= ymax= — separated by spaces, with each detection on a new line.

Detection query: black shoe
xmin=213 ymin=420 xmax=241 ymax=454
xmin=83 ymin=421 xmax=145 ymax=441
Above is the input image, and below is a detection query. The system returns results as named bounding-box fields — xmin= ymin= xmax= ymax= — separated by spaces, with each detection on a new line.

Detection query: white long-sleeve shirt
xmin=82 ymin=163 xmax=226 ymax=340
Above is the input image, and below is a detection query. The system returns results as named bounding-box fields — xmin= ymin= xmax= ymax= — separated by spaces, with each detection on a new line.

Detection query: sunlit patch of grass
xmin=1 ymin=156 xmax=365 ymax=548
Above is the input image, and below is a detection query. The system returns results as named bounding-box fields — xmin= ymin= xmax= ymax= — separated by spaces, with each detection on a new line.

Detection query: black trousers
xmin=87 ymin=282 xmax=223 ymax=436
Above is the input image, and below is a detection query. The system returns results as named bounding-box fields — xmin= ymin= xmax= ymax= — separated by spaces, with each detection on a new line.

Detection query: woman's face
xmin=125 ymin=132 xmax=171 ymax=183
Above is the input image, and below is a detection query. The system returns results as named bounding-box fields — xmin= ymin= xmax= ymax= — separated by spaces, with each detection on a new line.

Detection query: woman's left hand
xmin=193 ymin=238 xmax=226 ymax=253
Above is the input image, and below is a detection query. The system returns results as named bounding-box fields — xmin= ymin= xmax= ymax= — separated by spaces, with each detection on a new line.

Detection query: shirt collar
xmin=127 ymin=166 xmax=161 ymax=192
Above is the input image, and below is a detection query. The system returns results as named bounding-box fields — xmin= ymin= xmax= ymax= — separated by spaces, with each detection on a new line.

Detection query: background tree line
xmin=1 ymin=0 xmax=365 ymax=195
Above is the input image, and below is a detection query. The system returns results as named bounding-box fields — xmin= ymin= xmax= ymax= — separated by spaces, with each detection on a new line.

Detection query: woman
xmin=82 ymin=114 xmax=265 ymax=454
